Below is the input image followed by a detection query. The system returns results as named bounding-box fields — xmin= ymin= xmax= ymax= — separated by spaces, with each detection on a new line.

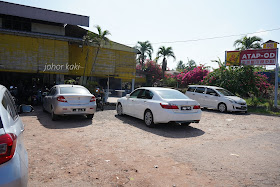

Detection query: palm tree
xmin=90 ymin=25 xmax=111 ymax=72
xmin=157 ymin=46 xmax=176 ymax=79
xmin=135 ymin=41 xmax=153 ymax=68
xmin=234 ymin=35 xmax=262 ymax=50
xmin=82 ymin=25 xmax=111 ymax=85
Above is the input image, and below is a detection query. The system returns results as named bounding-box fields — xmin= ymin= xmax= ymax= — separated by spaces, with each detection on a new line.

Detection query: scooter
xmin=96 ymin=94 xmax=104 ymax=111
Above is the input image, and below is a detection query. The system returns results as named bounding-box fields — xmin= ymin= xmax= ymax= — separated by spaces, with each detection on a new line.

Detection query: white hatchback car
xmin=0 ymin=85 xmax=28 ymax=187
xmin=185 ymin=85 xmax=247 ymax=113
xmin=116 ymin=87 xmax=201 ymax=127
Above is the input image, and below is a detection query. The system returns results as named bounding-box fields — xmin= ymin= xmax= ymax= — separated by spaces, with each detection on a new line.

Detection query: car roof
xmin=137 ymin=87 xmax=178 ymax=91
xmin=54 ymin=84 xmax=86 ymax=88
xmin=188 ymin=85 xmax=223 ymax=89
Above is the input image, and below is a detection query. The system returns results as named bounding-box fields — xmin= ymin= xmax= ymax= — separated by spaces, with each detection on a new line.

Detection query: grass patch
xmin=245 ymin=97 xmax=280 ymax=116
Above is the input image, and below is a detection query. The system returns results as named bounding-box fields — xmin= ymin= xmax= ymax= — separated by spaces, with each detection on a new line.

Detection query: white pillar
xmin=132 ymin=78 xmax=135 ymax=91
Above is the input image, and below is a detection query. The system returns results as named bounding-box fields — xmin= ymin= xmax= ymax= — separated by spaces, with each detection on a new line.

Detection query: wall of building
xmin=0 ymin=33 xmax=137 ymax=81
xmin=31 ymin=22 xmax=65 ymax=36
xmin=0 ymin=18 xmax=2 ymax=28
xmin=68 ymin=44 xmax=136 ymax=80
xmin=0 ymin=33 xmax=68 ymax=74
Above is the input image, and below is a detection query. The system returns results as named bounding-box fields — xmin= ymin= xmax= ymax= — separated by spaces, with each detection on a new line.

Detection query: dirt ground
xmin=21 ymin=105 xmax=280 ymax=187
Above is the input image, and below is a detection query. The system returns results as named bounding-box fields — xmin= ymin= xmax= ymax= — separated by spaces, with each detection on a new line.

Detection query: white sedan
xmin=116 ymin=87 xmax=202 ymax=127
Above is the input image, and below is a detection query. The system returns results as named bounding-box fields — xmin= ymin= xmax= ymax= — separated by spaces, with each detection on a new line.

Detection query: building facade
xmin=0 ymin=1 xmax=137 ymax=95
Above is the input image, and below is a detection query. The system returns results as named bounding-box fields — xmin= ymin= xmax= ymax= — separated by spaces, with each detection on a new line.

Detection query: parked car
xmin=0 ymin=85 xmax=30 ymax=187
xmin=43 ymin=85 xmax=96 ymax=120
xmin=116 ymin=87 xmax=201 ymax=127
xmin=185 ymin=85 xmax=247 ymax=113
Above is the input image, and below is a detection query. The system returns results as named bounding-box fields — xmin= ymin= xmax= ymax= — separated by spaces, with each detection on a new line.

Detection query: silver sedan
xmin=43 ymin=85 xmax=96 ymax=120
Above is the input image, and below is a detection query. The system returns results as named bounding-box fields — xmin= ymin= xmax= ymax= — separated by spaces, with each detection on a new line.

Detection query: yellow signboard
xmin=263 ymin=43 xmax=277 ymax=49
xmin=226 ymin=51 xmax=241 ymax=66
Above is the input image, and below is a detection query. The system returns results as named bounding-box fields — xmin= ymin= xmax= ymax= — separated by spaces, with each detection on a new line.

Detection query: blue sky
xmin=3 ymin=0 xmax=280 ymax=70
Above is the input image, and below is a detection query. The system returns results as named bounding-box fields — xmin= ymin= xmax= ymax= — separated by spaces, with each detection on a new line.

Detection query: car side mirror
xmin=126 ymin=94 xmax=130 ymax=99
xmin=18 ymin=105 xmax=34 ymax=113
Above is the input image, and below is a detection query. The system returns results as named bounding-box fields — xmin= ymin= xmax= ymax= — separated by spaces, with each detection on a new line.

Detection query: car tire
xmin=144 ymin=110 xmax=155 ymax=128
xmin=86 ymin=114 xmax=94 ymax=119
xmin=42 ymin=105 xmax=47 ymax=113
xmin=117 ymin=103 xmax=123 ymax=116
xmin=181 ymin=122 xmax=191 ymax=126
xmin=51 ymin=111 xmax=58 ymax=121
xmin=218 ymin=103 xmax=227 ymax=113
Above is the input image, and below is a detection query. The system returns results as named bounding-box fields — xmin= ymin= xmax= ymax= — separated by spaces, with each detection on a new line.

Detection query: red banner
xmin=240 ymin=48 xmax=277 ymax=66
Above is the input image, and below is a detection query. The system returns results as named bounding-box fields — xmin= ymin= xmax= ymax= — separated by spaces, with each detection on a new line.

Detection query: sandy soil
xmin=21 ymin=106 xmax=280 ymax=187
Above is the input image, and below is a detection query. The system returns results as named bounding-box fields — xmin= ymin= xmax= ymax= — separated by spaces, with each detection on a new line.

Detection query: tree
xmin=157 ymin=46 xmax=176 ymax=79
xmin=82 ymin=25 xmax=111 ymax=85
xmin=186 ymin=58 xmax=197 ymax=70
xmin=176 ymin=60 xmax=185 ymax=72
xmin=234 ymin=35 xmax=263 ymax=50
xmin=211 ymin=57 xmax=225 ymax=67
xmin=135 ymin=41 xmax=153 ymax=68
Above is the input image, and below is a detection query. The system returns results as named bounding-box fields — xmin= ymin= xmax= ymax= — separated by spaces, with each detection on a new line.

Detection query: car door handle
xmin=144 ymin=101 xmax=147 ymax=103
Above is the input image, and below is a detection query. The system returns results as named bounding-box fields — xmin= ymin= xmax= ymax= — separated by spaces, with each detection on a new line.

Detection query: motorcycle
xmin=96 ymin=94 xmax=104 ymax=111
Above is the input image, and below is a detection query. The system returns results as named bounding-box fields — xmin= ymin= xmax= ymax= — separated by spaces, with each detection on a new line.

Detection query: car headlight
xmin=229 ymin=99 xmax=237 ymax=104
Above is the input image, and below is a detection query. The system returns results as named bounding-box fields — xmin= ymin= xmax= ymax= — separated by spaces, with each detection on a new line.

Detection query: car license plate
xmin=73 ymin=108 xmax=86 ymax=112
xmin=181 ymin=106 xmax=191 ymax=110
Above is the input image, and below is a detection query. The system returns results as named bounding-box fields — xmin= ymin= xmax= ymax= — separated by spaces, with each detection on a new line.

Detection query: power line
xmin=127 ymin=27 xmax=280 ymax=46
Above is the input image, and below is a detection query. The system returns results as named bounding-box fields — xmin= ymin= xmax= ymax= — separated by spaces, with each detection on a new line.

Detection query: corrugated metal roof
xmin=0 ymin=1 xmax=89 ymax=27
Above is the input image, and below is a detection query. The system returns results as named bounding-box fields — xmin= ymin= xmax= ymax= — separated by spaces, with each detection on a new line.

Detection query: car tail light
xmin=90 ymin=96 xmax=96 ymax=102
xmin=193 ymin=105 xmax=201 ymax=109
xmin=160 ymin=103 xmax=179 ymax=109
xmin=57 ymin=96 xmax=67 ymax=102
xmin=0 ymin=133 xmax=17 ymax=165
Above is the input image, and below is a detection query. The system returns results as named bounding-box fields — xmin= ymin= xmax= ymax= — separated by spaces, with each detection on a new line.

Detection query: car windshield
xmin=156 ymin=90 xmax=190 ymax=99
xmin=216 ymin=89 xmax=235 ymax=96
xmin=60 ymin=87 xmax=90 ymax=94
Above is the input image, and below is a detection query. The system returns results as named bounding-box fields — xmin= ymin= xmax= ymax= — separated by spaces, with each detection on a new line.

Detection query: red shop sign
xmin=240 ymin=48 xmax=277 ymax=65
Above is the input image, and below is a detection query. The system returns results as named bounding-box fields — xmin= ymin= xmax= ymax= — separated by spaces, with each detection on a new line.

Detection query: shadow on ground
xmin=201 ymin=108 xmax=250 ymax=116
xmin=21 ymin=106 xmax=92 ymax=129
xmin=115 ymin=114 xmax=205 ymax=139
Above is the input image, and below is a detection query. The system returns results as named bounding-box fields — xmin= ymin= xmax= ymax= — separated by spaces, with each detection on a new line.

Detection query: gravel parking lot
xmin=22 ymin=105 xmax=280 ymax=187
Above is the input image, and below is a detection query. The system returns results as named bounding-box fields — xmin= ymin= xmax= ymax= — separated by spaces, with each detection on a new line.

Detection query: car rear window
xmin=156 ymin=90 xmax=189 ymax=99
xmin=195 ymin=87 xmax=205 ymax=93
xmin=60 ymin=87 xmax=90 ymax=94
xmin=187 ymin=87 xmax=196 ymax=92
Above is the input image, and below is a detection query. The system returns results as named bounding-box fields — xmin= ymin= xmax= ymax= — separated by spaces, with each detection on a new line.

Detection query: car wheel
xmin=218 ymin=103 xmax=227 ymax=113
xmin=51 ymin=111 xmax=58 ymax=121
xmin=42 ymin=105 xmax=47 ymax=113
xmin=86 ymin=114 xmax=94 ymax=119
xmin=144 ymin=110 xmax=155 ymax=128
xmin=181 ymin=122 xmax=191 ymax=126
xmin=117 ymin=103 xmax=123 ymax=116
xmin=51 ymin=106 xmax=58 ymax=121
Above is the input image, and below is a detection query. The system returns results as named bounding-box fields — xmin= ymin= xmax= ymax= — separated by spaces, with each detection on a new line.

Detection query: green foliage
xmin=202 ymin=66 xmax=273 ymax=97
xmin=135 ymin=41 xmax=153 ymax=67
xmin=176 ymin=60 xmax=185 ymax=72
xmin=234 ymin=35 xmax=262 ymax=50
xmin=85 ymin=81 xmax=99 ymax=94
xmin=164 ymin=77 xmax=177 ymax=87
xmin=64 ymin=79 xmax=76 ymax=84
